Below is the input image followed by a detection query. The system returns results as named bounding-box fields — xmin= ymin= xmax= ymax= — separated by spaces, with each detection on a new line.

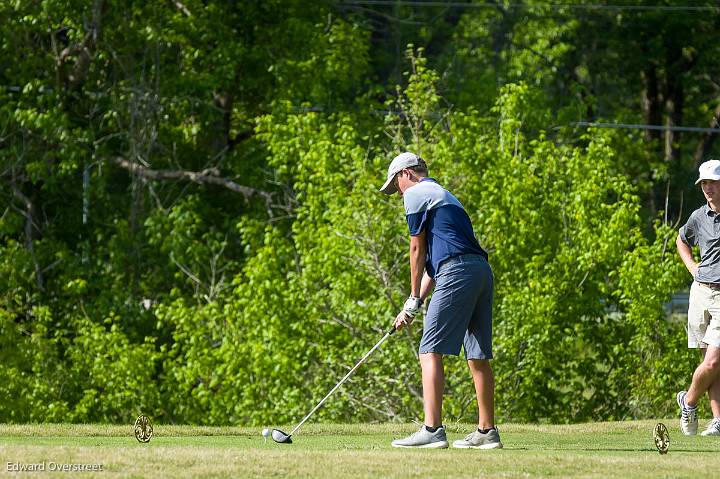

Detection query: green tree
xmin=0 ymin=0 xmax=705 ymax=425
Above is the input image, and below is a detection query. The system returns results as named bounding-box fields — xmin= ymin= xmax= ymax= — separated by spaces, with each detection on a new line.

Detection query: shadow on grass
xmin=504 ymin=446 xmax=719 ymax=453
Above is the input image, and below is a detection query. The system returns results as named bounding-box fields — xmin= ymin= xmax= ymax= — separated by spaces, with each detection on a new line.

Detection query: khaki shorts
xmin=687 ymin=281 xmax=720 ymax=348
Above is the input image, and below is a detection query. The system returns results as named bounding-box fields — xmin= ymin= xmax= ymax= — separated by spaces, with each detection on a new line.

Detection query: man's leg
xmin=701 ymin=351 xmax=720 ymax=435
xmin=704 ymin=347 xmax=720 ymax=432
xmin=686 ymin=345 xmax=720 ymax=407
xmin=452 ymin=357 xmax=502 ymax=449
xmin=699 ymin=347 xmax=720 ymax=417
xmin=391 ymin=350 xmax=448 ymax=448
xmin=420 ymin=352 xmax=444 ymax=427
xmin=451 ymin=259 xmax=502 ymax=448
xmin=678 ymin=282 xmax=709 ymax=435
xmin=468 ymin=358 xmax=495 ymax=429
xmin=709 ymin=372 xmax=720 ymax=417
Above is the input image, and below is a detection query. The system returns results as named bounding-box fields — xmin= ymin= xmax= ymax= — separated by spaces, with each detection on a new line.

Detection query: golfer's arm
xmin=409 ymin=231 xmax=427 ymax=298
xmin=676 ymin=233 xmax=698 ymax=277
xmin=419 ymin=271 xmax=435 ymax=302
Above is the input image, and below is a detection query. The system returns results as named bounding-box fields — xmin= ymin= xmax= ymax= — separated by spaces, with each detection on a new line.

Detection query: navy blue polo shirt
xmin=403 ymin=178 xmax=487 ymax=279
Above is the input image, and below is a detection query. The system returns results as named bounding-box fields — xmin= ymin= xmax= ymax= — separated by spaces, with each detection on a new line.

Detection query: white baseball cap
xmin=379 ymin=152 xmax=421 ymax=194
xmin=696 ymin=159 xmax=720 ymax=184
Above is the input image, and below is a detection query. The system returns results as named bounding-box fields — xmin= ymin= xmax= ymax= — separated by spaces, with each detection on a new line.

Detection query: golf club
xmin=271 ymin=325 xmax=397 ymax=444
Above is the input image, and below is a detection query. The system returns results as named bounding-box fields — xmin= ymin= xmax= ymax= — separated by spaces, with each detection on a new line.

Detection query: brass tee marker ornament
xmin=653 ymin=423 xmax=669 ymax=455
xmin=134 ymin=415 xmax=153 ymax=443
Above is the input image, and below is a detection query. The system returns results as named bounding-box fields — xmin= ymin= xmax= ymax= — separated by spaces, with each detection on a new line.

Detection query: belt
xmin=439 ymin=254 xmax=486 ymax=269
xmin=699 ymin=282 xmax=720 ymax=291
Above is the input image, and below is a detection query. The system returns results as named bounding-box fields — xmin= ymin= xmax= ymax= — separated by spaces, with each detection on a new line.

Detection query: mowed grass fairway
xmin=1 ymin=421 xmax=720 ymax=478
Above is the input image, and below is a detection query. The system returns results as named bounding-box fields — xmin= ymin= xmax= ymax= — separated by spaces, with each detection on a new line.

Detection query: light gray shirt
xmin=679 ymin=204 xmax=720 ymax=283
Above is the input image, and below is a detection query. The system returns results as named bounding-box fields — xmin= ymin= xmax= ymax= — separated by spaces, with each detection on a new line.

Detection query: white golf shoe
xmin=677 ymin=391 xmax=698 ymax=436
xmin=700 ymin=418 xmax=720 ymax=436
xmin=452 ymin=428 xmax=503 ymax=449
xmin=391 ymin=425 xmax=449 ymax=449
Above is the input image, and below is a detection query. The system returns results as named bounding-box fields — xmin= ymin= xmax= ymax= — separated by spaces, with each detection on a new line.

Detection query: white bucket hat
xmin=696 ymin=159 xmax=720 ymax=184
xmin=379 ymin=152 xmax=421 ymax=194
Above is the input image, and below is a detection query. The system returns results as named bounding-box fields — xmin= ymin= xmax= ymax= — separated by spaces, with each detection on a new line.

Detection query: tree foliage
xmin=0 ymin=1 xmax=709 ymax=424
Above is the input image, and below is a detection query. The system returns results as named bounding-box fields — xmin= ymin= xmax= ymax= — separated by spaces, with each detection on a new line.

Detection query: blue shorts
xmin=419 ymin=254 xmax=493 ymax=360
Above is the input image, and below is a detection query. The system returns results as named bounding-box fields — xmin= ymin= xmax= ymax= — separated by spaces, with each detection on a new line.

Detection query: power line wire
xmin=338 ymin=1 xmax=720 ymax=12
xmin=292 ymin=106 xmax=720 ymax=133
xmin=571 ymin=122 xmax=720 ymax=133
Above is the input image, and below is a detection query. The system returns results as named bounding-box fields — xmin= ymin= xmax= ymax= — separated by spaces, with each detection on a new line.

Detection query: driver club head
xmin=271 ymin=429 xmax=292 ymax=444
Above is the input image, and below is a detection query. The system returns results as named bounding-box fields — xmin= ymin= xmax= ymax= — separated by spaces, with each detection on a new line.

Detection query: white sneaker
xmin=452 ymin=428 xmax=503 ymax=449
xmin=677 ymin=391 xmax=698 ymax=435
xmin=700 ymin=418 xmax=720 ymax=436
xmin=391 ymin=425 xmax=449 ymax=449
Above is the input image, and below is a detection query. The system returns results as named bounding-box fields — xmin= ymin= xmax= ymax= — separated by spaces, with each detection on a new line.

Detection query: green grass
xmin=1 ymin=421 xmax=719 ymax=478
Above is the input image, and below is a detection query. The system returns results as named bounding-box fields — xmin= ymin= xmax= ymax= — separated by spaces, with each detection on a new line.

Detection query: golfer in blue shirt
xmin=380 ymin=152 xmax=502 ymax=449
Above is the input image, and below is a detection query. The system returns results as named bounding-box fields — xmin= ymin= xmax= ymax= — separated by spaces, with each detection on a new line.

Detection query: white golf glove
xmin=403 ymin=295 xmax=423 ymax=318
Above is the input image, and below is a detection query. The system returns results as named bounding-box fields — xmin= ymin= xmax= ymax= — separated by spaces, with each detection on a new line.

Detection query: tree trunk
xmin=663 ymin=71 xmax=683 ymax=164
xmin=641 ymin=63 xmax=662 ymax=142
xmin=55 ymin=0 xmax=106 ymax=89
xmin=693 ymin=102 xmax=720 ymax=167
xmin=10 ymin=182 xmax=44 ymax=292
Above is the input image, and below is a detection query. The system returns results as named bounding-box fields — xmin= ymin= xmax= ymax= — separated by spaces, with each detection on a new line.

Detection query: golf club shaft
xmin=289 ymin=327 xmax=396 ymax=436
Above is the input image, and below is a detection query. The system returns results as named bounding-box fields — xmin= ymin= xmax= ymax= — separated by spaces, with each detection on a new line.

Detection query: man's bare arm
xmin=419 ymin=271 xmax=435 ymax=301
xmin=677 ymin=233 xmax=699 ymax=277
xmin=409 ymin=231 xmax=427 ymax=297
